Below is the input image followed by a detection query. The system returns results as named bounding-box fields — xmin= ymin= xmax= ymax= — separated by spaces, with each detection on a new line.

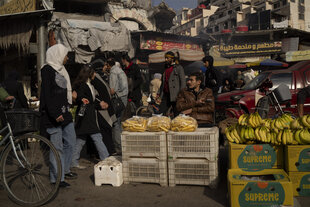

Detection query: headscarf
xmin=45 ymin=44 xmax=72 ymax=104
xmin=154 ymin=73 xmax=162 ymax=79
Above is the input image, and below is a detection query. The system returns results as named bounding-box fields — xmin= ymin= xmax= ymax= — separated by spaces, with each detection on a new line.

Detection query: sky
xmin=152 ymin=0 xmax=197 ymax=11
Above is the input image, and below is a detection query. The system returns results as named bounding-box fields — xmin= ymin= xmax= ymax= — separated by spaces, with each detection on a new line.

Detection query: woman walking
xmin=71 ymin=65 xmax=109 ymax=169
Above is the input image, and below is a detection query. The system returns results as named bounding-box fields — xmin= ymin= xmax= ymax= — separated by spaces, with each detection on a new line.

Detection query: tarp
xmin=148 ymin=49 xmax=205 ymax=63
xmin=286 ymin=50 xmax=310 ymax=62
xmin=246 ymin=59 xmax=288 ymax=67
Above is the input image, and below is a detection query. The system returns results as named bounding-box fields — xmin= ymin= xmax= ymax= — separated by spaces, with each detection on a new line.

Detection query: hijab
xmin=45 ymin=44 xmax=72 ymax=104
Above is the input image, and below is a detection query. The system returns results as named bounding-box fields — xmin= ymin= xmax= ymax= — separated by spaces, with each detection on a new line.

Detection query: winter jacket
xmin=160 ymin=64 xmax=186 ymax=102
xmin=176 ymin=87 xmax=215 ymax=124
xmin=40 ymin=65 xmax=73 ymax=128
xmin=74 ymin=82 xmax=100 ymax=136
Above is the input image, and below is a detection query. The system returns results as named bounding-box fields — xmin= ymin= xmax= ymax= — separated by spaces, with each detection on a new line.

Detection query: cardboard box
xmin=288 ymin=171 xmax=310 ymax=196
xmin=285 ymin=145 xmax=310 ymax=172
xmin=228 ymin=169 xmax=293 ymax=207
xmin=229 ymin=143 xmax=283 ymax=171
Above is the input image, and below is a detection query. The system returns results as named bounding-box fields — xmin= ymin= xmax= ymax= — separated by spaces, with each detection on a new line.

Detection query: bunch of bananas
xmin=122 ymin=116 xmax=147 ymax=132
xmin=301 ymin=114 xmax=310 ymax=128
xmin=226 ymin=112 xmax=310 ymax=145
xmin=248 ymin=112 xmax=263 ymax=128
xmin=294 ymin=128 xmax=310 ymax=144
xmin=171 ymin=115 xmax=197 ymax=132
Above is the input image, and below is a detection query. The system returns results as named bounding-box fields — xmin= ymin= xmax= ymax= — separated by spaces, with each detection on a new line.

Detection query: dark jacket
xmin=124 ymin=63 xmax=143 ymax=103
xmin=74 ymin=82 xmax=100 ymax=136
xmin=176 ymin=87 xmax=215 ymax=124
xmin=3 ymin=71 xmax=28 ymax=108
xmin=91 ymin=74 xmax=116 ymax=128
xmin=40 ymin=65 xmax=73 ymax=128
xmin=205 ymin=65 xmax=219 ymax=95
xmin=160 ymin=64 xmax=186 ymax=102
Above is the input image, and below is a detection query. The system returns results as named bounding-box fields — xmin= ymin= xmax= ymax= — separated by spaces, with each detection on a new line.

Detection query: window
xmin=228 ymin=10 xmax=232 ymax=15
xmin=299 ymin=5 xmax=305 ymax=13
xmin=274 ymin=2 xmax=280 ymax=9
xmin=270 ymin=73 xmax=292 ymax=89
xmin=236 ymin=7 xmax=241 ymax=11
xmin=282 ymin=0 xmax=287 ymax=5
xmin=299 ymin=0 xmax=304 ymax=4
xmin=299 ymin=13 xmax=304 ymax=20
xmin=215 ymin=26 xmax=219 ymax=32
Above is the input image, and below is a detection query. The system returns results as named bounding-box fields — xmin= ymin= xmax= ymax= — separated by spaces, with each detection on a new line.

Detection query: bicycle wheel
xmin=1 ymin=133 xmax=61 ymax=206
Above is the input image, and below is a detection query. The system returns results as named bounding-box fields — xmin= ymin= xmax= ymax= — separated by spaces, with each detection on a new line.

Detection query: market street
xmin=1 ymin=146 xmax=309 ymax=207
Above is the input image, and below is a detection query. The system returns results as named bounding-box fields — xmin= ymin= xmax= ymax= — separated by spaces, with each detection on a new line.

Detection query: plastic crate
xmin=168 ymin=158 xmax=218 ymax=188
xmin=94 ymin=156 xmax=123 ymax=187
xmin=5 ymin=109 xmax=40 ymax=135
xmin=121 ymin=131 xmax=167 ymax=160
xmin=122 ymin=157 xmax=168 ymax=187
xmin=167 ymin=127 xmax=219 ymax=161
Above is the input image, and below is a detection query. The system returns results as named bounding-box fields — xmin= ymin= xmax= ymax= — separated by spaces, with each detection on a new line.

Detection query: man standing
xmin=203 ymin=55 xmax=219 ymax=96
xmin=159 ymin=51 xmax=186 ymax=117
xmin=176 ymin=72 xmax=215 ymax=126
xmin=106 ymin=58 xmax=128 ymax=154
xmin=121 ymin=54 xmax=143 ymax=108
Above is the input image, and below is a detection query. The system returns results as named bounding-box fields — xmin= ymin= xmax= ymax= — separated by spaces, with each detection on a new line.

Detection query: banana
xmin=301 ymin=128 xmax=310 ymax=144
xmin=282 ymin=129 xmax=287 ymax=145
xmin=225 ymin=127 xmax=235 ymax=143
xmin=238 ymin=114 xmax=247 ymax=126
xmin=249 ymin=127 xmax=255 ymax=140
xmin=301 ymin=115 xmax=310 ymax=128
xmin=294 ymin=129 xmax=302 ymax=144
xmin=255 ymin=127 xmax=261 ymax=141
xmin=277 ymin=130 xmax=283 ymax=143
xmin=255 ymin=112 xmax=263 ymax=126
xmin=266 ymin=130 xmax=271 ymax=143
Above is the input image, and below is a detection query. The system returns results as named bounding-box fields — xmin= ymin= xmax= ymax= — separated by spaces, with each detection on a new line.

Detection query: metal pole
xmin=37 ymin=20 xmax=46 ymax=98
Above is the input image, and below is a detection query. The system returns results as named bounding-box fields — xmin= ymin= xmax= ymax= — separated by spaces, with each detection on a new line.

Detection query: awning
xmin=209 ymin=46 xmax=235 ymax=66
xmin=148 ymin=49 xmax=205 ymax=63
xmin=246 ymin=59 xmax=288 ymax=67
xmin=286 ymin=50 xmax=310 ymax=62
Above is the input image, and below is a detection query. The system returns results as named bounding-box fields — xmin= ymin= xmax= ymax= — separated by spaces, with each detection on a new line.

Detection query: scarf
xmin=45 ymin=44 xmax=72 ymax=104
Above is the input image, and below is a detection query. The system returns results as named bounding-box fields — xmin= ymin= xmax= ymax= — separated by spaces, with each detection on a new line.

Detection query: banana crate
xmin=121 ymin=131 xmax=167 ymax=160
xmin=288 ymin=171 xmax=310 ymax=196
xmin=122 ymin=157 xmax=168 ymax=187
xmin=229 ymin=143 xmax=283 ymax=171
xmin=167 ymin=127 xmax=219 ymax=161
xmin=168 ymin=157 xmax=218 ymax=188
xmin=285 ymin=145 xmax=310 ymax=172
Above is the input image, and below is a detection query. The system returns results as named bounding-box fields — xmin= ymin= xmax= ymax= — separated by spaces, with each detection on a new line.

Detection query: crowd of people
xmin=0 ymin=43 xmax=309 ymax=188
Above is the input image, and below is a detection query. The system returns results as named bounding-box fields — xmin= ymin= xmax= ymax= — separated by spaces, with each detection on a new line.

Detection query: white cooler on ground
xmin=94 ymin=156 xmax=123 ymax=187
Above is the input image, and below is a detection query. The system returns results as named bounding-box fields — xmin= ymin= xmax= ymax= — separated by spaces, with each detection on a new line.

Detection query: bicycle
xmin=0 ymin=106 xmax=62 ymax=206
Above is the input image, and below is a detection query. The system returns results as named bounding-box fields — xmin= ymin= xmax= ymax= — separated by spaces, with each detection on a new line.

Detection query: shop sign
xmin=140 ymin=36 xmax=202 ymax=51
xmin=0 ymin=0 xmax=36 ymax=15
xmin=219 ymin=41 xmax=282 ymax=57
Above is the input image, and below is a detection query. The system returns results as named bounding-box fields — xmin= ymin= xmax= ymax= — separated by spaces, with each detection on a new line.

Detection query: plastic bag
xmin=122 ymin=116 xmax=147 ymax=132
xmin=171 ymin=114 xmax=198 ymax=132
xmin=147 ymin=115 xmax=171 ymax=132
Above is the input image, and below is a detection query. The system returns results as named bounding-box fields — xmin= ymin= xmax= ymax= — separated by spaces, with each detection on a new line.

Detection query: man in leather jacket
xmin=176 ymin=72 xmax=215 ymax=125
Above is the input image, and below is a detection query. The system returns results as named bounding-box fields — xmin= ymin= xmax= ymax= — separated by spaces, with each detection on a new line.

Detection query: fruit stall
xmin=225 ymin=112 xmax=310 ymax=206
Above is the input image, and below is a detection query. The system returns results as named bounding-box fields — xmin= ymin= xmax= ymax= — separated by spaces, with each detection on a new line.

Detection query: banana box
xmin=228 ymin=169 xmax=293 ymax=207
xmin=285 ymin=145 xmax=310 ymax=172
xmin=229 ymin=143 xmax=283 ymax=171
xmin=288 ymin=171 xmax=310 ymax=196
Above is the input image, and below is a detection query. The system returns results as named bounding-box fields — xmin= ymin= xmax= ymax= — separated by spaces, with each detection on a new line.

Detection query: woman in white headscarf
xmin=40 ymin=44 xmax=77 ymax=187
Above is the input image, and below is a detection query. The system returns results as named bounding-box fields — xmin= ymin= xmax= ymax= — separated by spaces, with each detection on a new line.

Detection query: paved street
xmin=0 ymin=147 xmax=309 ymax=207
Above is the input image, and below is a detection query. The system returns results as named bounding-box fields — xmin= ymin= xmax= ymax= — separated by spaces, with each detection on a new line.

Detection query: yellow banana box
xmin=288 ymin=171 xmax=310 ymax=196
xmin=228 ymin=169 xmax=293 ymax=207
xmin=229 ymin=143 xmax=283 ymax=171
xmin=285 ymin=145 xmax=310 ymax=172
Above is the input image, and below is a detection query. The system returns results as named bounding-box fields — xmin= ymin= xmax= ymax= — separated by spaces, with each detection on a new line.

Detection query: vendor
xmin=176 ymin=72 xmax=215 ymax=126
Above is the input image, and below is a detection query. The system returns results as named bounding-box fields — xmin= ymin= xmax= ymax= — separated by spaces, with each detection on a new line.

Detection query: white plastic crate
xmin=94 ymin=156 xmax=123 ymax=187
xmin=167 ymin=127 xmax=219 ymax=161
xmin=121 ymin=131 xmax=167 ymax=160
xmin=168 ymin=158 xmax=218 ymax=188
xmin=122 ymin=157 xmax=168 ymax=187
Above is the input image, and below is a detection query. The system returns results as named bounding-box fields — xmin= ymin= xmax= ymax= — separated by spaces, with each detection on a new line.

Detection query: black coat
xmin=124 ymin=63 xmax=143 ymax=103
xmin=40 ymin=65 xmax=73 ymax=128
xmin=75 ymin=83 xmax=100 ymax=136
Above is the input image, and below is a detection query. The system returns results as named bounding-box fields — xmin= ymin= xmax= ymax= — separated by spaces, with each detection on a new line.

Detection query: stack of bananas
xmin=146 ymin=116 xmax=171 ymax=132
xmin=122 ymin=116 xmax=147 ymax=132
xmin=225 ymin=113 xmax=310 ymax=145
xmin=171 ymin=115 xmax=198 ymax=132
